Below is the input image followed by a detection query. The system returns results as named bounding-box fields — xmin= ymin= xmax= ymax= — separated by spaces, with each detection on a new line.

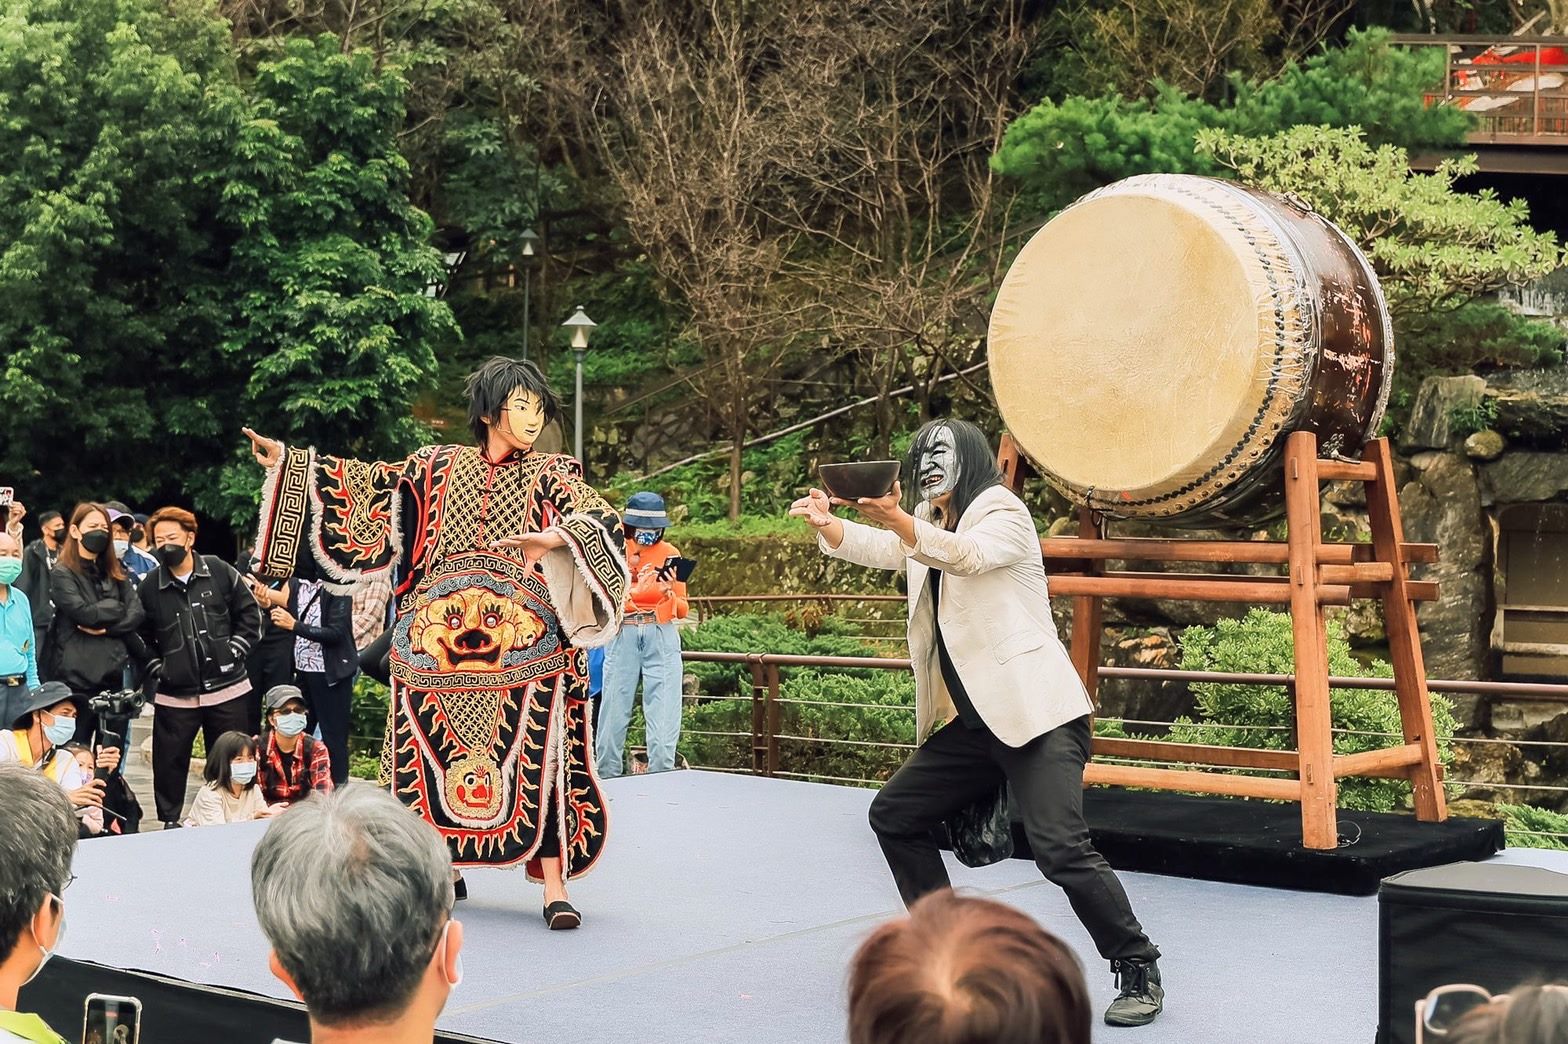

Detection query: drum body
xmin=988 ymin=174 xmax=1393 ymax=527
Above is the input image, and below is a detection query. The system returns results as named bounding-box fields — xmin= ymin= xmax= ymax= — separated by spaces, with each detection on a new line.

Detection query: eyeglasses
xmin=1415 ymin=983 xmax=1568 ymax=1042
xmin=1416 ymin=984 xmax=1493 ymax=1042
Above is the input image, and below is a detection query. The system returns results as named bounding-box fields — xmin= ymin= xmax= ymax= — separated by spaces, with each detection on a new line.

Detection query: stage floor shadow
xmin=53 ymin=770 xmax=1568 ymax=1043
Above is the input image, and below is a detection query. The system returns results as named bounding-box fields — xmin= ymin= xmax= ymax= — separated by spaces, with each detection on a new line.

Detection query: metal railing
xmin=1393 ymin=33 xmax=1568 ymax=143
xmin=659 ymin=650 xmax=1568 ymax=842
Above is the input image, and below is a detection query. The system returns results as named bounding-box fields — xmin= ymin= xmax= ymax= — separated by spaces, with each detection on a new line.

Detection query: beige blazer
xmin=822 ymin=485 xmax=1092 ymax=747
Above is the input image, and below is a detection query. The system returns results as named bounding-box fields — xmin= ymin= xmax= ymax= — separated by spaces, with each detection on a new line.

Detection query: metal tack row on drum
xmin=988 ymin=173 xmax=1393 ymax=527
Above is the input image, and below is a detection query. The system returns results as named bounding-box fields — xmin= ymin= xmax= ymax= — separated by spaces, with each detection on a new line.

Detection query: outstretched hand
xmin=242 ymin=427 xmax=282 ymax=469
xmin=491 ymin=530 xmax=567 ymax=570
xmin=787 ymin=488 xmax=836 ymax=530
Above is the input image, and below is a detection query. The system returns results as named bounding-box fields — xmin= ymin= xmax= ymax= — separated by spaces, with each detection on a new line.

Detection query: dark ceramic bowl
xmin=817 ymin=460 xmax=901 ymax=501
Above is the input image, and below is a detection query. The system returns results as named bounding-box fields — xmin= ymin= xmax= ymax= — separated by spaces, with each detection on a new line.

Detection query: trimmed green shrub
xmin=1166 ymin=608 xmax=1458 ymax=812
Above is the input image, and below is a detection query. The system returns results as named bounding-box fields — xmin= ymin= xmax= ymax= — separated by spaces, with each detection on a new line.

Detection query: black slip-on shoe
xmin=1105 ymin=958 xmax=1163 ymax=1027
xmin=543 ymin=901 xmax=581 ymax=930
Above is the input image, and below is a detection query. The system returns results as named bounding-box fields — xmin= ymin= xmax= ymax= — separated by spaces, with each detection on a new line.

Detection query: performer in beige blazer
xmin=790 ymin=419 xmax=1164 ymax=1028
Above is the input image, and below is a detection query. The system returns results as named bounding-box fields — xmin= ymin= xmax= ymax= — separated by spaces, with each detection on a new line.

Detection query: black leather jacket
xmin=137 ymin=555 xmax=262 ymax=696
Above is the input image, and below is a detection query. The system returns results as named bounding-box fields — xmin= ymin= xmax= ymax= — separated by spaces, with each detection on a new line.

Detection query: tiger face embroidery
xmin=410 ymin=588 xmax=545 ymax=672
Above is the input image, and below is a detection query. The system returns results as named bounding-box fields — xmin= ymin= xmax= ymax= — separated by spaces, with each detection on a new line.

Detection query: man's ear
xmin=31 ymin=898 xmax=61 ymax=951
xmin=440 ymin=920 xmax=464 ymax=987
xmin=269 ymin=951 xmax=304 ymax=1002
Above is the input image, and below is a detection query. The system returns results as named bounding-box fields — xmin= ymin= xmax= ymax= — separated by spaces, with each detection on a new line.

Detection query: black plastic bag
xmin=945 ymin=784 xmax=1014 ymax=868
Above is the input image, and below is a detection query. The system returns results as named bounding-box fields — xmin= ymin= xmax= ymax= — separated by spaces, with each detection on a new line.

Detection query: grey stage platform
xmin=58 ymin=770 xmax=1568 ymax=1043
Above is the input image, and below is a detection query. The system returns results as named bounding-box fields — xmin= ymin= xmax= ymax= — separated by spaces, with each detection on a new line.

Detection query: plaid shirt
xmin=257 ymin=731 xmax=334 ymax=805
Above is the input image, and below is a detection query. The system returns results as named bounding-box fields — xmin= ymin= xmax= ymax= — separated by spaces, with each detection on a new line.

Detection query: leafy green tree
xmin=0 ymin=0 xmax=244 ymax=508
xmin=213 ymin=36 xmax=457 ymax=526
xmin=993 ymin=29 xmax=1470 ymax=210
xmin=0 ymin=5 xmax=454 ymax=532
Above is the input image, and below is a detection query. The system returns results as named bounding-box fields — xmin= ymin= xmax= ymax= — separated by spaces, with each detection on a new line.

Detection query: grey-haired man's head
xmin=250 ymin=784 xmax=460 ymax=1031
xmin=0 ymin=764 xmax=77 ymax=985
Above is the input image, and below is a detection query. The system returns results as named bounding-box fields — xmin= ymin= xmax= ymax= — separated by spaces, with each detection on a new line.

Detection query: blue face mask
xmin=41 ymin=713 xmax=76 ymax=748
xmin=633 ymin=529 xmax=660 ymax=547
xmin=230 ymin=761 xmax=257 ymax=785
xmin=275 ymin=712 xmax=308 ymax=737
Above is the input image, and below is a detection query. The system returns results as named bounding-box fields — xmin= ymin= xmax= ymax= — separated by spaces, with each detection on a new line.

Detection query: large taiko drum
xmin=988 ymin=173 xmax=1393 ymax=526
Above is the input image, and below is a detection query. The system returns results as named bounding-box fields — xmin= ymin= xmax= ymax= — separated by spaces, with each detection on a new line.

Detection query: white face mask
xmin=23 ymin=894 xmax=64 ymax=986
xmin=917 ymin=427 xmax=960 ymax=503
xmin=274 ymin=712 xmax=308 ymax=737
xmin=112 ymin=538 xmax=130 ymax=556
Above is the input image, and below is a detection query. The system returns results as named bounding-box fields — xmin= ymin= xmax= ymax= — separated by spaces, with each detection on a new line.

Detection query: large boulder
xmin=1400 ymin=452 xmax=1489 ymax=718
xmin=1400 ymin=375 xmax=1487 ymax=452
xmin=1486 ymin=368 xmax=1568 ymax=451
xmin=1093 ymin=628 xmax=1194 ymax=729
xmin=1480 ymin=451 xmax=1568 ymax=506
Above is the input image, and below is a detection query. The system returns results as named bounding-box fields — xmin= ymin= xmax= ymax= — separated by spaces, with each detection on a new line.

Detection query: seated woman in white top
xmin=185 ymin=730 xmax=276 ymax=827
xmin=0 ymin=681 xmax=117 ymax=835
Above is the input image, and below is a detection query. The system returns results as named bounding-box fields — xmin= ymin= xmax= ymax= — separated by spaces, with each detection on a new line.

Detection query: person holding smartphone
xmin=595 ymin=491 xmax=690 ymax=778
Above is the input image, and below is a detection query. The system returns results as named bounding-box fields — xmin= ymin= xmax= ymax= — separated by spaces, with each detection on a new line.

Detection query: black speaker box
xmin=1379 ymin=861 xmax=1568 ymax=1044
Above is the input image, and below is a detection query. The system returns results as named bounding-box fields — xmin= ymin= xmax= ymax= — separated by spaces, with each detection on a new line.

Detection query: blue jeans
xmin=595 ymin=620 xmax=683 ymax=777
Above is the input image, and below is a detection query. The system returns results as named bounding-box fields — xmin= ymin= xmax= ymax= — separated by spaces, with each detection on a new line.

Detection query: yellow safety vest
xmin=9 ymin=731 xmax=64 ymax=782
xmin=0 ymin=1010 xmax=69 ymax=1044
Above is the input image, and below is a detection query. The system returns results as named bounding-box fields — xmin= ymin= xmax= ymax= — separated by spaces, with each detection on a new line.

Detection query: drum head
xmin=989 ymin=181 xmax=1308 ymax=510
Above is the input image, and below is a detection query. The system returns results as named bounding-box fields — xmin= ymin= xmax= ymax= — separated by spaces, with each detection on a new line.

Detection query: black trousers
xmin=151 ymin=695 xmax=251 ymax=823
xmin=246 ymin=636 xmax=296 ymax=734
xmin=300 ymin=670 xmax=354 ymax=785
xmin=869 ymin=715 xmax=1160 ymax=964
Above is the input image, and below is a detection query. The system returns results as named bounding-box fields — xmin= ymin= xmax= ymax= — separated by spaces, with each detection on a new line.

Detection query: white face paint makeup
xmin=917 ymin=427 xmax=959 ymax=503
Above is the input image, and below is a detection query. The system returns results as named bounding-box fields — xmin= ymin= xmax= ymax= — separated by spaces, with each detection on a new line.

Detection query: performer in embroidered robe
xmin=243 ymin=358 xmax=628 ymax=929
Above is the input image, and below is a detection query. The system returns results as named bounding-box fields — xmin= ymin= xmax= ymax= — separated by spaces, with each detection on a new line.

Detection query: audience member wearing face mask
xmin=136 ymin=506 xmax=263 ymax=829
xmin=46 ymin=504 xmax=146 ymax=744
xmin=261 ymin=558 xmax=359 ymax=787
xmin=256 ymin=684 xmax=334 ymax=809
xmin=104 ymin=503 xmax=156 ymax=585
xmin=185 ymin=730 xmax=277 ymax=827
xmin=595 ymin=491 xmax=690 ymax=779
xmin=0 ymin=764 xmax=78 ymax=1044
xmin=16 ymin=510 xmax=63 ymax=663
xmin=253 ymin=785 xmax=463 ymax=1044
xmin=0 ymin=683 xmax=117 ymax=836
xmin=0 ymin=533 xmax=39 ymax=712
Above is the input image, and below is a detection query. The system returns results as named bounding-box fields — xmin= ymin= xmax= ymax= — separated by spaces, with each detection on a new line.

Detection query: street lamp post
xmin=561 ymin=305 xmax=597 ymax=463
xmin=519 ymin=228 xmax=539 ymax=363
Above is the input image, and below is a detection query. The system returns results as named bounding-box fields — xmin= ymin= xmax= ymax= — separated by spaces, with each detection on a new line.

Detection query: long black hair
xmin=204 ymin=730 xmax=259 ymax=790
xmin=464 ymin=357 xmax=562 ymax=445
xmin=902 ymin=419 xmax=1003 ymax=527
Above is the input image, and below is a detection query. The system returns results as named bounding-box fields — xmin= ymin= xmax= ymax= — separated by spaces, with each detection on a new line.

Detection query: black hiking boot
xmin=1105 ymin=958 xmax=1163 ymax=1027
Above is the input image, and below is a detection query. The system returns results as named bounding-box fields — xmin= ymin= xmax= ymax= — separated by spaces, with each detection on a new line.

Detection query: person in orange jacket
xmin=595 ymin=492 xmax=689 ymax=777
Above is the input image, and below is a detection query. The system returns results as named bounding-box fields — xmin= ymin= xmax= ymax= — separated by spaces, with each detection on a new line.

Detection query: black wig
xmin=464 ymin=357 xmax=562 ymax=445
xmin=902 ymin=419 xmax=1003 ymax=527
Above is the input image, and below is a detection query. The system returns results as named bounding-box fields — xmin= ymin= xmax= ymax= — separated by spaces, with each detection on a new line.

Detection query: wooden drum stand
xmin=1000 ymin=430 xmax=1448 ymax=850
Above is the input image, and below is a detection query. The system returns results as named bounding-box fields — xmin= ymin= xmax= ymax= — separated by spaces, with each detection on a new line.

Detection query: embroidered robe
xmin=255 ymin=444 xmax=628 ymax=876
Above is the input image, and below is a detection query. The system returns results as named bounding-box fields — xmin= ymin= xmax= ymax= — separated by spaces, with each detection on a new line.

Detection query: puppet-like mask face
xmin=917 ymin=427 xmax=959 ymax=503
xmin=495 ymin=389 xmax=546 ymax=450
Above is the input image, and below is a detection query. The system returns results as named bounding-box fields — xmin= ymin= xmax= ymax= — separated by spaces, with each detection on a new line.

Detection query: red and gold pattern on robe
xmin=256 ymin=444 xmax=628 ymax=874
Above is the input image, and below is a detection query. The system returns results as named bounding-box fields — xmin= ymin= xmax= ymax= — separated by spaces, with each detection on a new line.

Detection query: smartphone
xmin=83 ymin=993 xmax=142 ymax=1044
xmin=0 ymin=486 xmax=12 ymax=506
